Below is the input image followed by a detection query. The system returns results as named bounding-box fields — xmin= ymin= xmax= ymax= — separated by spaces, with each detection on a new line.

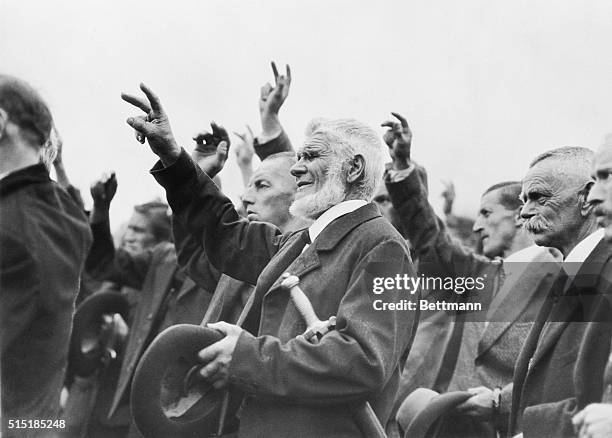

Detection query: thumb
xmin=127 ymin=117 xmax=148 ymax=134
xmin=207 ymin=321 xmax=232 ymax=335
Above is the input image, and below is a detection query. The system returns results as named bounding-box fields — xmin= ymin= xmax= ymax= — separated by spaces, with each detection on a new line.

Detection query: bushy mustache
xmin=523 ymin=216 xmax=552 ymax=234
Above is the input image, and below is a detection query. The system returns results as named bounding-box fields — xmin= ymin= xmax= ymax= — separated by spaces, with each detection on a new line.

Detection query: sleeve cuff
xmin=385 ymin=162 xmax=416 ymax=182
xmin=228 ymin=331 xmax=260 ymax=393
xmin=150 ymin=148 xmax=200 ymax=191
xmin=254 ymin=130 xmax=294 ymax=160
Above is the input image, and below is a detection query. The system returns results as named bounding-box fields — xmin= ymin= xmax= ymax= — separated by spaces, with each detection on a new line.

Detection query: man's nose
xmin=520 ymin=202 xmax=536 ymax=219
xmin=472 ymin=217 xmax=484 ymax=233
xmin=290 ymin=160 xmax=306 ymax=177
xmin=241 ymin=187 xmax=255 ymax=205
xmin=123 ymin=230 xmax=135 ymax=243
xmin=587 ymin=180 xmax=605 ymax=205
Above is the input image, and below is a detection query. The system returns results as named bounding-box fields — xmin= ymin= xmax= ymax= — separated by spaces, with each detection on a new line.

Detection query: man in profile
xmin=121 ymin=83 xmax=418 ymax=437
xmin=0 ymin=75 xmax=92 ymax=436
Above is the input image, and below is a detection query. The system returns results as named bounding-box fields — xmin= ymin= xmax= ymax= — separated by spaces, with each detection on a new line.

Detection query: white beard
xmin=290 ymin=162 xmax=347 ymax=219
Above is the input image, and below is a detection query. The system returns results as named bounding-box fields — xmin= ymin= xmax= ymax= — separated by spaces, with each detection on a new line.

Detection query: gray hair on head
xmin=304 ymin=118 xmax=386 ymax=201
xmin=529 ymin=146 xmax=594 ymax=186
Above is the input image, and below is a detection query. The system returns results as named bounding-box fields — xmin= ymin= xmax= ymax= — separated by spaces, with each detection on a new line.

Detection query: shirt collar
xmin=504 ymin=244 xmax=549 ymax=263
xmin=308 ymin=200 xmax=367 ymax=244
xmin=563 ymin=228 xmax=604 ymax=264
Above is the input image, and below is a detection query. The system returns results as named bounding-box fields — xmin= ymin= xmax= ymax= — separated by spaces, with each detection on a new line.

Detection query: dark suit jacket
xmin=386 ymin=166 xmax=559 ymax=436
xmin=152 ymin=149 xmax=419 ymax=438
xmin=85 ymin=221 xmax=215 ymax=421
xmin=509 ymin=239 xmax=612 ymax=438
xmin=0 ymin=164 xmax=92 ymax=437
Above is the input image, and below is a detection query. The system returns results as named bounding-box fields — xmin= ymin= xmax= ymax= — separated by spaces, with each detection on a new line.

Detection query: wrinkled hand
xmin=381 ymin=112 xmax=412 ymax=169
xmin=90 ymin=172 xmax=117 ymax=208
xmin=454 ymin=387 xmax=494 ymax=418
xmin=233 ymin=126 xmax=255 ymax=168
xmin=121 ymin=83 xmax=180 ymax=166
xmin=197 ymin=322 xmax=243 ymax=390
xmin=573 ymin=403 xmax=612 ymax=438
xmin=191 ymin=122 xmax=230 ymax=178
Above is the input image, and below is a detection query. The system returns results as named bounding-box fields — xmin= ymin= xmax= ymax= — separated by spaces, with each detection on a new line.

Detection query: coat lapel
xmin=530 ymin=240 xmax=612 ymax=367
xmin=176 ymin=276 xmax=198 ymax=301
xmin=236 ymin=204 xmax=381 ymax=333
xmin=477 ymin=252 xmax=559 ymax=359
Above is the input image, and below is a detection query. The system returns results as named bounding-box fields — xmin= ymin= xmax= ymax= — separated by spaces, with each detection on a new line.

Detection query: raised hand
xmin=121 ymin=83 xmax=180 ymax=166
xmin=441 ymin=180 xmax=456 ymax=215
xmin=259 ymin=62 xmax=291 ymax=141
xmin=233 ymin=125 xmax=255 ymax=169
xmin=191 ymin=122 xmax=230 ymax=178
xmin=90 ymin=172 xmax=117 ymax=208
xmin=381 ymin=112 xmax=412 ymax=169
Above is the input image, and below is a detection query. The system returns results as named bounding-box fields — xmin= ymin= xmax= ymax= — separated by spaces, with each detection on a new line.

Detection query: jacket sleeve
xmin=385 ymin=163 xmax=497 ymax=281
xmin=227 ymin=238 xmax=417 ymax=403
xmin=521 ymin=399 xmax=577 ymax=438
xmin=172 ymin=216 xmax=224 ymax=291
xmin=152 ymin=149 xmax=284 ymax=285
xmin=0 ymin=232 xmax=38 ymax=352
xmin=253 ymin=129 xmax=294 ymax=160
xmin=84 ymin=219 xmax=151 ymax=289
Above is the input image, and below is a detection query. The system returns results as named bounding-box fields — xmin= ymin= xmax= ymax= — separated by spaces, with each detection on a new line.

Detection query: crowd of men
xmin=1 ymin=65 xmax=612 ymax=438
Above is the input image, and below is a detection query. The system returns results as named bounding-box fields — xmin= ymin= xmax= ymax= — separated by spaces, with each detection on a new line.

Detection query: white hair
xmin=289 ymin=156 xmax=346 ymax=219
xmin=303 ymin=118 xmax=386 ymax=201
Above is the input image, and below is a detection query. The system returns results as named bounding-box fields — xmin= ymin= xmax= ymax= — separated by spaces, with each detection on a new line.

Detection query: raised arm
xmin=85 ymin=173 xmax=151 ymax=288
xmin=121 ymin=83 xmax=284 ymax=284
xmin=382 ymin=112 xmax=495 ymax=279
xmin=254 ymin=62 xmax=294 ymax=159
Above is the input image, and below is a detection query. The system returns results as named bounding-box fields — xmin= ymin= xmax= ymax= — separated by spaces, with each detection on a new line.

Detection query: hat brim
xmin=68 ymin=291 xmax=130 ymax=378
xmin=131 ymin=324 xmax=242 ymax=438
xmin=400 ymin=389 xmax=473 ymax=438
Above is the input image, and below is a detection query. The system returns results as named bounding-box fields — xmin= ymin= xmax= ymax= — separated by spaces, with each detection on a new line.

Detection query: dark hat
xmin=131 ymin=324 xmax=242 ymax=438
xmin=68 ymin=291 xmax=130 ymax=378
xmin=396 ymin=388 xmax=473 ymax=438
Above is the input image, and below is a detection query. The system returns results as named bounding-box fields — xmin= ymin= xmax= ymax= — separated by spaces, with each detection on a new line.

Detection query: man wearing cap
xmin=121 ymin=82 xmax=418 ymax=437
xmin=0 ymin=75 xmax=92 ymax=437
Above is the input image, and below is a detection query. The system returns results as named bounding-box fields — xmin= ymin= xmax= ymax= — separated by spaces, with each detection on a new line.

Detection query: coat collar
xmin=313 ymin=203 xmax=381 ymax=251
xmin=236 ymin=203 xmax=381 ymax=332
xmin=0 ymin=163 xmax=50 ymax=197
xmin=530 ymin=239 xmax=612 ymax=367
xmin=476 ymin=249 xmax=560 ymax=359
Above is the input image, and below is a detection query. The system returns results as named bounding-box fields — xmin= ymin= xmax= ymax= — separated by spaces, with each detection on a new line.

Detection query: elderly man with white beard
xmin=121 ymin=83 xmax=419 ymax=438
xmin=509 ymin=146 xmax=612 ymax=438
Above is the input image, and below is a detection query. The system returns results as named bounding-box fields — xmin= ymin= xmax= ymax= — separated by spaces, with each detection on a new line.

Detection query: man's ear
xmin=0 ymin=108 xmax=7 ymax=142
xmin=346 ymin=154 xmax=365 ymax=185
xmin=579 ymin=180 xmax=595 ymax=216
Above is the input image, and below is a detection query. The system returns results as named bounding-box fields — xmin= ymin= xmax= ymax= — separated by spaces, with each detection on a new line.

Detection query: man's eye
xmin=597 ymin=171 xmax=612 ymax=181
xmin=255 ymin=181 xmax=270 ymax=189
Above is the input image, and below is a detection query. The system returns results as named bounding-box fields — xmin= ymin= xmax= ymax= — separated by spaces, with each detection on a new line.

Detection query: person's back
xmin=0 ymin=74 xmax=92 ymax=436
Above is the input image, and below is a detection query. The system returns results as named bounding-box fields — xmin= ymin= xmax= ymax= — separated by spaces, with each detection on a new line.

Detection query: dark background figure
xmin=0 ymin=75 xmax=92 ymax=437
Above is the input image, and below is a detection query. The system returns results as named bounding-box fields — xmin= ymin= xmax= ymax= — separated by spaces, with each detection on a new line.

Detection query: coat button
xmin=147 ymin=313 xmax=153 ymax=320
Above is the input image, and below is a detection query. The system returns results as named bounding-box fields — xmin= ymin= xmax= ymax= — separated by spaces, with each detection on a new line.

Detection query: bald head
xmin=241 ymin=151 xmax=299 ymax=231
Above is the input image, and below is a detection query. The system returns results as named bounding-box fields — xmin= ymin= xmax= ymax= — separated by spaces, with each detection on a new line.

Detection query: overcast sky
xmin=3 ymin=0 xmax=612 ymax=225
